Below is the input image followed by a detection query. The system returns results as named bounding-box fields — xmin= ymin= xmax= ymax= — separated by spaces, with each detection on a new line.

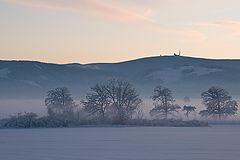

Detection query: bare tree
xmin=182 ymin=105 xmax=196 ymax=120
xmin=45 ymin=87 xmax=76 ymax=120
xmin=82 ymin=84 xmax=111 ymax=120
xmin=104 ymin=79 xmax=142 ymax=123
xmin=200 ymin=86 xmax=238 ymax=120
xmin=134 ymin=106 xmax=145 ymax=120
xmin=150 ymin=86 xmax=180 ymax=119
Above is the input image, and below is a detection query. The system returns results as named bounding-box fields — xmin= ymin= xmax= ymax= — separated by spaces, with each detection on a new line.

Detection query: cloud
xmin=146 ymin=22 xmax=207 ymax=43
xmin=180 ymin=30 xmax=207 ymax=42
xmin=4 ymin=0 xmax=206 ymax=43
xmin=197 ymin=20 xmax=240 ymax=36
xmin=5 ymin=0 xmax=154 ymax=23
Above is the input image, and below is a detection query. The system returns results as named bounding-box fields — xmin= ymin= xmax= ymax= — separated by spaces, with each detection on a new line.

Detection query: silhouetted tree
xmin=182 ymin=105 xmax=196 ymax=120
xmin=104 ymin=79 xmax=142 ymax=123
xmin=45 ymin=87 xmax=76 ymax=120
xmin=150 ymin=86 xmax=180 ymax=119
xmin=82 ymin=84 xmax=111 ymax=120
xmin=199 ymin=86 xmax=238 ymax=120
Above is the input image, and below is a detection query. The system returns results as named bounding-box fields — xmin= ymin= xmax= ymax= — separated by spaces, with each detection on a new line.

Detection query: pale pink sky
xmin=1 ymin=0 xmax=240 ymax=63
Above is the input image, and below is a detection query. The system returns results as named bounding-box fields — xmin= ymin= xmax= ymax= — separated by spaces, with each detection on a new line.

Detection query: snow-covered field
xmin=0 ymin=126 xmax=240 ymax=160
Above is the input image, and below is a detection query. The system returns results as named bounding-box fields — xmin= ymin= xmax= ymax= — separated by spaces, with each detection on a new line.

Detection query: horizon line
xmin=1 ymin=54 xmax=240 ymax=65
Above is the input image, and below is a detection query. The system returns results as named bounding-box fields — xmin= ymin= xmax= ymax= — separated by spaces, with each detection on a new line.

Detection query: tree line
xmin=2 ymin=79 xmax=238 ymax=128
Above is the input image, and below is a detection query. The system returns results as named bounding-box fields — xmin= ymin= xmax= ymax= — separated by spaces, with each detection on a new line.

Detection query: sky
xmin=1 ymin=0 xmax=240 ymax=64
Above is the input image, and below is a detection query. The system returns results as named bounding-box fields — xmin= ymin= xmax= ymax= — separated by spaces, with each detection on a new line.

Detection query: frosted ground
xmin=1 ymin=126 xmax=240 ymax=160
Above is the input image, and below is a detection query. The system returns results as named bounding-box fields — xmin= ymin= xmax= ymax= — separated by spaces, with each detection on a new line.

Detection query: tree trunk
xmin=164 ymin=97 xmax=168 ymax=119
xmin=101 ymin=110 xmax=105 ymax=121
xmin=218 ymin=113 xmax=221 ymax=120
xmin=217 ymin=101 xmax=221 ymax=120
xmin=165 ymin=105 xmax=168 ymax=120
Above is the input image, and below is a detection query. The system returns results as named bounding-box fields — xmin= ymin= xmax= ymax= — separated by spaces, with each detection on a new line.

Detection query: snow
xmin=182 ymin=66 xmax=222 ymax=76
xmin=22 ymin=80 xmax=41 ymax=88
xmin=0 ymin=68 xmax=10 ymax=78
xmin=146 ymin=68 xmax=181 ymax=83
xmin=81 ymin=65 xmax=100 ymax=70
xmin=67 ymin=64 xmax=100 ymax=70
xmin=39 ymin=75 xmax=48 ymax=80
xmin=146 ymin=66 xmax=222 ymax=83
xmin=34 ymin=64 xmax=42 ymax=70
xmin=0 ymin=126 xmax=240 ymax=160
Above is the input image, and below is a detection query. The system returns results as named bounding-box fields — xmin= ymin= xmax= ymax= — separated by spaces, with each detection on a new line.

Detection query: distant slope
xmin=1 ymin=56 xmax=240 ymax=99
